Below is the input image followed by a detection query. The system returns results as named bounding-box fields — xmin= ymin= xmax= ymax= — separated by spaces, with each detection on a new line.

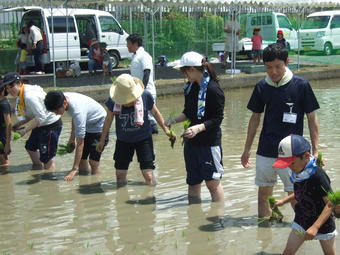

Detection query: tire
xmin=324 ymin=43 xmax=333 ymax=56
xmin=109 ymin=51 xmax=119 ymax=68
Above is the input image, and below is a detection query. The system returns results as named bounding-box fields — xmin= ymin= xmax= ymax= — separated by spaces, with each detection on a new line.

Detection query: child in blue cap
xmin=273 ymin=134 xmax=337 ymax=255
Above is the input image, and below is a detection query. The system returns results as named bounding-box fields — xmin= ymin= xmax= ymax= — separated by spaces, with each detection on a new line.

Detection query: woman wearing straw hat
xmin=88 ymin=38 xmax=103 ymax=74
xmin=165 ymin=51 xmax=225 ymax=204
xmin=97 ymin=73 xmax=173 ymax=186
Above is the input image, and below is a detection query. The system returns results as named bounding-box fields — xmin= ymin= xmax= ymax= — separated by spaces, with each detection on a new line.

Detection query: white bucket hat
xmin=174 ymin=51 xmax=204 ymax=70
xmin=110 ymin=74 xmax=144 ymax=105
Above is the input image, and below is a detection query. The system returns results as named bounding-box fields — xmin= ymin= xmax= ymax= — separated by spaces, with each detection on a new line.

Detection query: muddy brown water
xmin=1 ymin=79 xmax=340 ymax=255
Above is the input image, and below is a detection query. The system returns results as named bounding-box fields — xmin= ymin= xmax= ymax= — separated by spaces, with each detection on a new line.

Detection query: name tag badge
xmin=283 ymin=112 xmax=297 ymax=124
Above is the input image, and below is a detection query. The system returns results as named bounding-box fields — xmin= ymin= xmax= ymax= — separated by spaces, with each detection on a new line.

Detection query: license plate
xmin=303 ymin=46 xmax=311 ymax=51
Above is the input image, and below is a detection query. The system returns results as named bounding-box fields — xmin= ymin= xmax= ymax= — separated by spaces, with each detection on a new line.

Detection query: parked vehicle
xmin=2 ymin=6 xmax=130 ymax=70
xmin=299 ymin=10 xmax=340 ymax=55
xmin=212 ymin=12 xmax=298 ymax=57
xmin=244 ymin=12 xmax=298 ymax=50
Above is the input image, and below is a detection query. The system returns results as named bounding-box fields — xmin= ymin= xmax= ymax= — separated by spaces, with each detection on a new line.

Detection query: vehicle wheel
xmin=324 ymin=43 xmax=333 ymax=56
xmin=109 ymin=52 xmax=119 ymax=68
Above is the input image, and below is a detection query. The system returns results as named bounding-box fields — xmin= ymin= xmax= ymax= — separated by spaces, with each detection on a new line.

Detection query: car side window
xmin=277 ymin=15 xmax=292 ymax=30
xmin=99 ymin=16 xmax=121 ymax=33
xmin=331 ymin=15 xmax=340 ymax=28
xmin=47 ymin=16 xmax=76 ymax=33
xmin=251 ymin=15 xmax=272 ymax=26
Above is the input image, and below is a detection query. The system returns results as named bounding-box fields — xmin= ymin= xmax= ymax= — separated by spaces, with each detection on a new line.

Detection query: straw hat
xmin=90 ymin=38 xmax=99 ymax=47
xmin=110 ymin=74 xmax=144 ymax=105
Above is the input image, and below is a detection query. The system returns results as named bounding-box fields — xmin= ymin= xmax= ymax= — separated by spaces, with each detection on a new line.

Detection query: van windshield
xmin=301 ymin=16 xmax=330 ymax=29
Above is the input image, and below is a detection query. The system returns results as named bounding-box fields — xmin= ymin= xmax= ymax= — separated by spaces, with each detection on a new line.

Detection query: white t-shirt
xmin=130 ymin=47 xmax=156 ymax=96
xmin=23 ymin=84 xmax=60 ymax=126
xmin=29 ymin=25 xmax=42 ymax=44
xmin=65 ymin=92 xmax=106 ymax=138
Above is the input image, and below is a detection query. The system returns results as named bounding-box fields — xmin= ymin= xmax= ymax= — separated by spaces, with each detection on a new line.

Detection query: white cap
xmin=173 ymin=51 xmax=204 ymax=70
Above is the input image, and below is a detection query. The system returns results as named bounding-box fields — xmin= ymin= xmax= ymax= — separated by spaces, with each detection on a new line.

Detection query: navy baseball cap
xmin=2 ymin=72 xmax=21 ymax=86
xmin=272 ymin=134 xmax=311 ymax=168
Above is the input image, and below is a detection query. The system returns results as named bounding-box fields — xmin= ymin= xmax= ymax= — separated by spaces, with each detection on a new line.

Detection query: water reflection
xmin=0 ymin=82 xmax=340 ymax=254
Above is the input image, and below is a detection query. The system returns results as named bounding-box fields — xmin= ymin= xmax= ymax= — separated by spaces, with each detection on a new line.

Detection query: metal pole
xmin=205 ymin=13 xmax=208 ymax=57
xmin=51 ymin=0 xmax=56 ymax=88
xmin=129 ymin=6 xmax=132 ymax=34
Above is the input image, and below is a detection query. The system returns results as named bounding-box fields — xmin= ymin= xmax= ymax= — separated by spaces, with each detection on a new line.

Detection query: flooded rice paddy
xmin=1 ymin=79 xmax=340 ymax=255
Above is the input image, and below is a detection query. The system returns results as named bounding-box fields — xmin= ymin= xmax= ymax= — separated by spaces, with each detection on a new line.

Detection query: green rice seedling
xmin=268 ymin=196 xmax=283 ymax=222
xmin=295 ymin=229 xmax=305 ymax=236
xmin=327 ymin=190 xmax=340 ymax=205
xmin=0 ymin=141 xmax=4 ymax=150
xmin=183 ymin=120 xmax=191 ymax=130
xmin=316 ymin=152 xmax=325 ymax=168
xmin=257 ymin=216 xmax=271 ymax=225
xmin=111 ymin=76 xmax=117 ymax=83
xmin=13 ymin=132 xmax=21 ymax=141
xmin=168 ymin=129 xmax=176 ymax=148
xmin=57 ymin=143 xmax=75 ymax=156
xmin=181 ymin=120 xmax=191 ymax=145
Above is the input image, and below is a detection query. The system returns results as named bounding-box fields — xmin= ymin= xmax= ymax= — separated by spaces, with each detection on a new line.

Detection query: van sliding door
xmin=47 ymin=16 xmax=80 ymax=62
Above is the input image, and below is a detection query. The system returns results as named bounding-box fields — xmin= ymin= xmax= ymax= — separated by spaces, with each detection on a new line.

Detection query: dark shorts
xmin=184 ymin=142 xmax=224 ymax=185
xmin=82 ymin=132 xmax=108 ymax=162
xmin=114 ymin=136 xmax=155 ymax=170
xmin=252 ymin=49 xmax=262 ymax=55
xmin=25 ymin=119 xmax=62 ymax=163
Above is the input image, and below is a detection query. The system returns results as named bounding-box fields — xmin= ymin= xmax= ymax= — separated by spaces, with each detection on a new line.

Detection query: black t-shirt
xmin=182 ymin=79 xmax=225 ymax=146
xmin=294 ymin=167 xmax=335 ymax=234
xmin=247 ymin=75 xmax=320 ymax=158
xmin=0 ymin=98 xmax=11 ymax=132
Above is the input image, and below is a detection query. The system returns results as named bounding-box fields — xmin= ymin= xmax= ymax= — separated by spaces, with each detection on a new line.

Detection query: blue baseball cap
xmin=2 ymin=72 xmax=21 ymax=86
xmin=272 ymin=134 xmax=311 ymax=168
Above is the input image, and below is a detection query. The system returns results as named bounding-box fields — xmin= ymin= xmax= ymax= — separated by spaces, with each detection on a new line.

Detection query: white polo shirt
xmin=130 ymin=46 xmax=156 ymax=96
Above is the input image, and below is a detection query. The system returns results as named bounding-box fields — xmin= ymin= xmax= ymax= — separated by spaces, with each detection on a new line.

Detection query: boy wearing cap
xmin=273 ymin=135 xmax=336 ymax=255
xmin=4 ymin=72 xmax=62 ymax=170
xmin=241 ymin=43 xmax=320 ymax=220
xmin=96 ymin=73 xmax=172 ymax=186
xmin=44 ymin=91 xmax=107 ymax=181
xmin=276 ymin=30 xmax=288 ymax=48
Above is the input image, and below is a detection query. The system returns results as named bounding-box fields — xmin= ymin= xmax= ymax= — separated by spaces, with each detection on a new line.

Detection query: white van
xmin=3 ymin=6 xmax=130 ymax=70
xmin=300 ymin=10 xmax=340 ymax=55
xmin=244 ymin=12 xmax=299 ymax=50
xmin=212 ymin=12 xmax=298 ymax=57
